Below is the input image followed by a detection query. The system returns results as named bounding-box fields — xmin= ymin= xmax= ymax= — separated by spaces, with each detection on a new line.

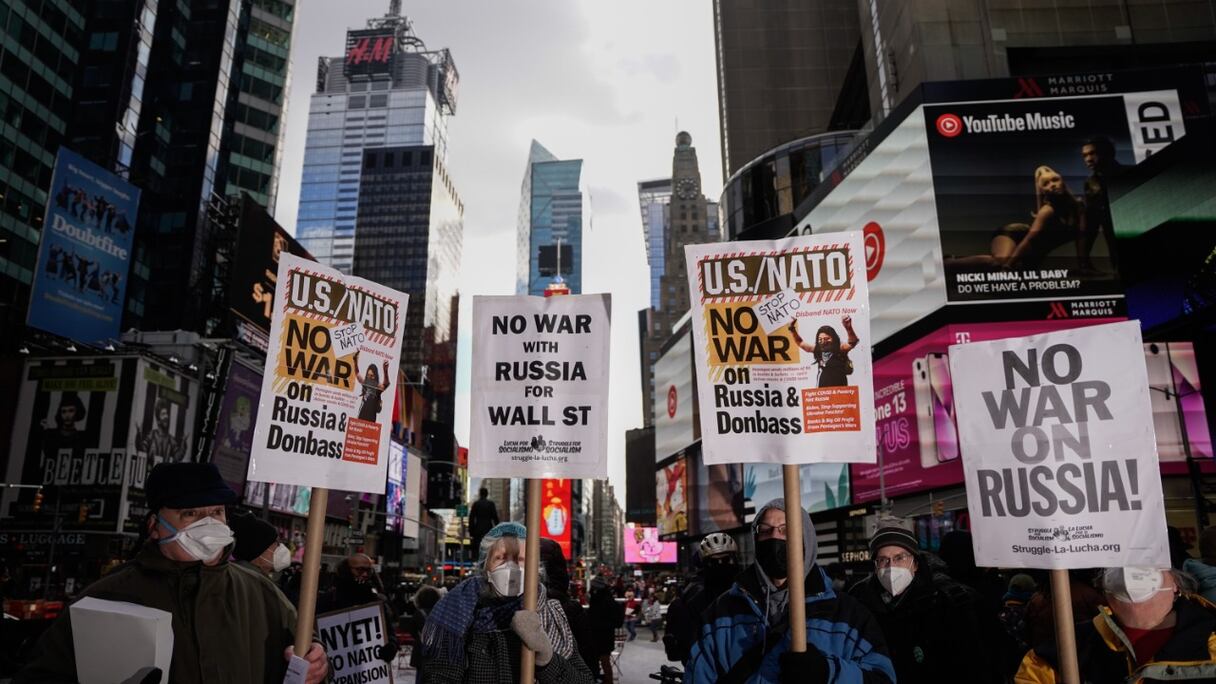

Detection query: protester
xmin=1169 ymin=526 xmax=1195 ymax=570
xmin=418 ymin=522 xmax=593 ymax=684
xmin=849 ymin=525 xmax=997 ymax=684
xmin=1016 ymin=567 xmax=1216 ymax=682
xmin=1183 ymin=526 xmax=1216 ymax=603
xmin=229 ymin=512 xmax=290 ymax=579
xmin=317 ymin=553 xmax=399 ymax=665
xmin=642 ymin=594 xmax=663 ymax=642
xmin=15 ymin=463 xmax=327 ymax=683
xmin=997 ymin=574 xmax=1038 ymax=677
xmin=1024 ymin=569 xmax=1106 ymax=649
xmin=539 ymin=538 xmax=597 ymax=680
xmin=686 ymin=499 xmax=895 ymax=684
xmin=664 ymin=532 xmax=741 ymax=664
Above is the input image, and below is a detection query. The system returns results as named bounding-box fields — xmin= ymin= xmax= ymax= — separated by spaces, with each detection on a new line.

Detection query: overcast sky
xmin=275 ymin=1 xmax=723 ymax=504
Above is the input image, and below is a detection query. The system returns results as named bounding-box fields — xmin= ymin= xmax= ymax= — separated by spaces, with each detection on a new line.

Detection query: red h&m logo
xmin=935 ymin=113 xmax=963 ymax=137
xmin=1013 ymin=78 xmax=1045 ymax=99
xmin=347 ymin=36 xmax=394 ymax=65
xmin=1046 ymin=302 xmax=1069 ymax=319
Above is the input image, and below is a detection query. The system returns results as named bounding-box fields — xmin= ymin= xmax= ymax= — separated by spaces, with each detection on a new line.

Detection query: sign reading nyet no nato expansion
xmin=950 ymin=321 xmax=1169 ymax=569
xmin=469 ymin=294 xmax=610 ymax=479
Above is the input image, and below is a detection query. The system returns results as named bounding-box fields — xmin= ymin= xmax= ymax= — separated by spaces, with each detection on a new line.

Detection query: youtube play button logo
xmin=862 ymin=222 xmax=884 ymax=281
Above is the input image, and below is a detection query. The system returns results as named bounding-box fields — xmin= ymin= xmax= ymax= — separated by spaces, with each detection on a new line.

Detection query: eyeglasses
xmin=874 ymin=553 xmax=914 ymax=569
xmin=756 ymin=523 xmax=787 ymax=537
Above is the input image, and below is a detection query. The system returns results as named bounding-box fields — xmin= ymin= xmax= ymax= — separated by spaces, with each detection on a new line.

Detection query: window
xmin=89 ymin=32 xmax=119 ymax=51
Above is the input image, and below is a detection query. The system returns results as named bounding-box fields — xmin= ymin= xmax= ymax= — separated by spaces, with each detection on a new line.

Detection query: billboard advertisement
xmin=743 ymin=462 xmax=850 ymax=519
xmin=851 ymin=318 xmax=1125 ymax=503
xmin=3 ymin=355 xmax=199 ymax=533
xmin=4 ymin=357 xmax=139 ymax=532
xmin=694 ymin=454 xmax=743 ymax=535
xmin=244 ymin=481 xmax=313 ymax=517
xmin=794 ymin=107 xmax=946 ymax=342
xmin=229 ymin=199 xmax=313 ymax=350
xmin=653 ymin=328 xmax=694 ymax=462
xmin=540 ymin=478 xmax=573 ymax=560
xmin=344 ymin=28 xmax=397 ymax=77
xmin=210 ymin=361 xmax=261 ymax=499
xmin=27 ymin=147 xmax=140 ymax=344
xmin=403 ymin=449 xmax=422 ymax=538
xmin=386 ymin=441 xmax=405 ymax=532
xmin=1145 ymin=342 xmax=1212 ymax=474
xmin=656 ymin=455 xmax=688 ymax=537
xmin=926 ymin=90 xmax=1185 ymax=303
xmin=623 ymin=524 xmax=677 ymax=564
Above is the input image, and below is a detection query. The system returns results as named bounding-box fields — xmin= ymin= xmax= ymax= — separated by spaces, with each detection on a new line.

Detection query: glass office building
xmin=637 ymin=179 xmax=671 ymax=310
xmin=296 ymin=9 xmax=457 ymax=273
xmin=516 ymin=140 xmax=585 ymax=296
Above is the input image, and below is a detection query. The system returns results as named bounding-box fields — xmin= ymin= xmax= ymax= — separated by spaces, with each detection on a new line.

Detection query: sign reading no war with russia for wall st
xmin=949 ymin=321 xmax=1169 ymax=569
xmin=469 ymin=294 xmax=611 ymax=480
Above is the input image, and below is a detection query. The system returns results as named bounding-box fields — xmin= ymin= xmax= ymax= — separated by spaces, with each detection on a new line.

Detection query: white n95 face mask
xmin=488 ymin=561 xmax=524 ymax=597
xmin=158 ymin=516 xmax=233 ymax=563
xmin=271 ymin=543 xmax=292 ymax=572
xmin=1105 ymin=567 xmax=1169 ymax=604
xmin=878 ymin=567 xmax=913 ymax=597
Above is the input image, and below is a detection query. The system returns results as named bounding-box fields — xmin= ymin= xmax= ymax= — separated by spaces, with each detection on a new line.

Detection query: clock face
xmin=676 ymin=177 xmax=698 ymax=200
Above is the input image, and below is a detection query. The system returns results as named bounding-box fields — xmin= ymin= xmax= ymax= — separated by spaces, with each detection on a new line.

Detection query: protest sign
xmin=316 ymin=603 xmax=393 ymax=684
xmin=469 ymin=294 xmax=611 ymax=479
xmin=950 ymin=320 xmax=1169 ymax=569
xmin=247 ymin=253 xmax=408 ymax=494
xmin=684 ymin=234 xmax=876 ymax=465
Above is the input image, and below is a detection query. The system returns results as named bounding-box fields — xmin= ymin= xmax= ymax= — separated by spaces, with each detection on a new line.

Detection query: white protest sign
xmin=684 ymin=234 xmax=876 ymax=465
xmin=316 ymin=603 xmax=393 ymax=684
xmin=469 ymin=294 xmax=611 ymax=479
xmin=247 ymin=253 xmax=409 ymax=494
xmin=755 ymin=288 xmax=801 ymax=335
xmin=70 ymin=598 xmax=173 ymax=684
xmin=949 ymin=320 xmax=1169 ymax=569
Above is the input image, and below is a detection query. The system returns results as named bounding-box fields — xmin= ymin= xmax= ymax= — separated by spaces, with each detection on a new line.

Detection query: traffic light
xmin=77 ymin=502 xmax=89 ymax=524
xmin=32 ymin=489 xmax=44 ymax=513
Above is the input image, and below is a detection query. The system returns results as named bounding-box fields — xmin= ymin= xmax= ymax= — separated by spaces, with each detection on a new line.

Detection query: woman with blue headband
xmin=418 ymin=522 xmax=594 ymax=684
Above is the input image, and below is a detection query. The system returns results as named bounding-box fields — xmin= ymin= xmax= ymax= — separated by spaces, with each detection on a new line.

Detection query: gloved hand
xmin=778 ymin=648 xmax=829 ymax=683
xmin=374 ymin=641 xmax=399 ymax=663
xmin=511 ymin=609 xmax=554 ymax=667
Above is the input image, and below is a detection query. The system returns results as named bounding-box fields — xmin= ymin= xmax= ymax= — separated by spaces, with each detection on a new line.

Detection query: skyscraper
xmin=713 ymin=0 xmax=865 ymax=182
xmin=353 ymin=144 xmax=462 ymax=422
xmin=296 ymin=5 xmax=458 ymax=273
xmin=0 ymin=1 xmax=83 ymax=338
xmin=516 ymin=140 xmax=586 ymax=296
xmin=638 ymin=132 xmax=719 ymax=421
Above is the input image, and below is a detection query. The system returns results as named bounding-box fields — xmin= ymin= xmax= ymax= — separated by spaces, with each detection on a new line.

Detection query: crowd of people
xmin=12 ymin=464 xmax=1216 ymax=684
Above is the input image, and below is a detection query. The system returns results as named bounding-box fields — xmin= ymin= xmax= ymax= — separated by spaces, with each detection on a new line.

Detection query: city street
xmin=393 ymin=634 xmax=675 ymax=684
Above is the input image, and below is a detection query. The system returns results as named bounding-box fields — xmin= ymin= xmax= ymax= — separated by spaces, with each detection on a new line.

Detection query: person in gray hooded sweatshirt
xmin=684 ymin=499 xmax=896 ymax=684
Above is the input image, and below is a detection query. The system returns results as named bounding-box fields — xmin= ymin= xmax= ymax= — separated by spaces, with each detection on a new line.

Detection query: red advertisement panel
xmin=540 ymin=478 xmax=572 ymax=560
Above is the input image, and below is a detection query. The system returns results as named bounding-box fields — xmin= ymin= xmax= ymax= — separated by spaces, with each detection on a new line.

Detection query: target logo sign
xmin=862 ymin=222 xmax=885 ymax=281
xmin=666 ymin=386 xmax=678 ymax=419
xmin=935 ymin=113 xmax=963 ymax=138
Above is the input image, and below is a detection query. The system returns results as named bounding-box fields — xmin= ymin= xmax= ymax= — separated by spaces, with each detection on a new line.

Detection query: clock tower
xmin=661 ymin=131 xmax=709 ymax=325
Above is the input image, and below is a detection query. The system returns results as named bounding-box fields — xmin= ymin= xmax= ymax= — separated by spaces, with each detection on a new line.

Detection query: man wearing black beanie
xmin=230 ymin=512 xmax=289 ymax=579
xmin=849 ymin=524 xmax=997 ymax=684
xmin=17 ymin=463 xmax=328 ymax=684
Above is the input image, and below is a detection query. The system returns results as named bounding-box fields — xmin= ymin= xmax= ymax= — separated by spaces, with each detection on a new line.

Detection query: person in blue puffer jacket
xmin=685 ymin=498 xmax=896 ymax=684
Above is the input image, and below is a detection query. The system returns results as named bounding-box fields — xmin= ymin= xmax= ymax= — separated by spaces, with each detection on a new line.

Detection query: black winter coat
xmin=849 ymin=568 xmax=999 ymax=684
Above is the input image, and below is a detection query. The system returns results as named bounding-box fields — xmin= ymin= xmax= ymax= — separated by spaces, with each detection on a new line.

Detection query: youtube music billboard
xmin=793 ymin=69 xmax=1199 ymax=343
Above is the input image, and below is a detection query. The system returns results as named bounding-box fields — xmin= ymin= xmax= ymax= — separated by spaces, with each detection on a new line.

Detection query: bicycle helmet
xmin=698 ymin=532 xmax=737 ymax=559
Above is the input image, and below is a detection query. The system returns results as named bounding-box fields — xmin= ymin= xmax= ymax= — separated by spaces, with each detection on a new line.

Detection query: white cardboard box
xmin=70 ymin=597 xmax=174 ymax=684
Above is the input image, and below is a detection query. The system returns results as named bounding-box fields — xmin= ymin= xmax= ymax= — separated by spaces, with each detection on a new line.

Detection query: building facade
xmin=296 ymin=7 xmax=457 ymax=273
xmin=0 ymin=1 xmax=84 ymax=340
xmin=516 ymin=140 xmax=585 ymax=296
xmin=713 ymin=0 xmax=865 ymax=182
